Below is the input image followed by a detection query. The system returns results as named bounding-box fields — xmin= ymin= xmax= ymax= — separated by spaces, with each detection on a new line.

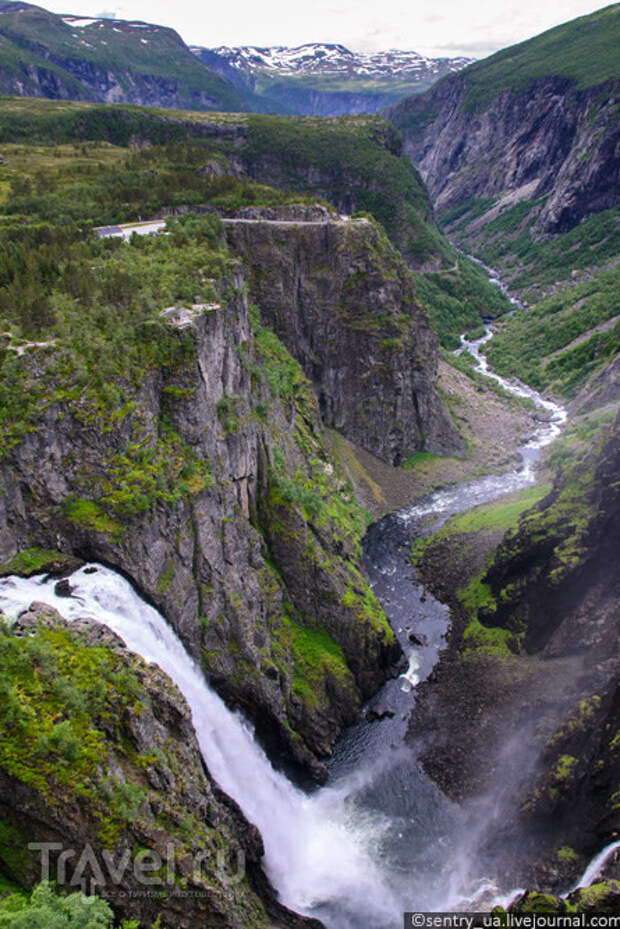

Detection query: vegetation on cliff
xmin=0 ymin=608 xmax=280 ymax=927
xmin=482 ymin=412 xmax=619 ymax=644
xmin=0 ymin=96 xmax=514 ymax=346
xmin=0 ymin=210 xmax=231 ymax=473
xmin=410 ymin=411 xmax=619 ymax=882
xmin=483 ymin=264 xmax=620 ymax=398
xmin=0 ymin=125 xmax=404 ymax=777
xmin=241 ymin=114 xmax=446 ymax=266
xmin=0 ymin=881 xmax=136 ymax=928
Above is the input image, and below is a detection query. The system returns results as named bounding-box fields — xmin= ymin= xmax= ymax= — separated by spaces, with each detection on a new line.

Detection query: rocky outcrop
xmin=570 ymin=355 xmax=620 ymax=415
xmin=0 ymin=606 xmax=318 ymax=928
xmin=229 ymin=117 xmax=448 ymax=272
xmin=0 ymin=260 xmax=401 ymax=782
xmin=225 ymin=210 xmax=464 ymax=464
xmin=388 ymin=74 xmax=620 ymax=238
xmin=408 ymin=414 xmax=620 ymax=890
xmin=483 ymin=413 xmax=620 ymax=655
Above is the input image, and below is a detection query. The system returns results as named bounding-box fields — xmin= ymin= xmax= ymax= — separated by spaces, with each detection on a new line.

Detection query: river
xmin=0 ymin=326 xmax=581 ymax=927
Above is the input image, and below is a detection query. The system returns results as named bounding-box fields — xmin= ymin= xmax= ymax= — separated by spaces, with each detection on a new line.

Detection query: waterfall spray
xmin=0 ymin=565 xmax=400 ymax=928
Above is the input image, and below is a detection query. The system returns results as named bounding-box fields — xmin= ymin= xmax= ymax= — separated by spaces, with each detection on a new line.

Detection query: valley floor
xmin=328 ymin=357 xmax=539 ymax=516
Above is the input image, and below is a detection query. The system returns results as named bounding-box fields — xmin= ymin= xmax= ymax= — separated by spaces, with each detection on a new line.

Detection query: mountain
xmin=0 ymin=9 xmax=617 ymax=918
xmin=0 ymin=0 xmax=247 ymax=110
xmin=387 ymin=4 xmax=619 ymax=238
xmin=387 ymin=3 xmax=620 ymax=399
xmin=191 ymin=42 xmax=473 ymax=115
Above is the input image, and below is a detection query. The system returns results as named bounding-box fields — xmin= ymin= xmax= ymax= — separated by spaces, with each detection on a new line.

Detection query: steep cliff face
xmin=409 ymin=414 xmax=619 ymax=889
xmin=0 ymin=251 xmax=400 ymax=782
xmin=387 ymin=4 xmax=620 ymax=242
xmin=0 ymin=606 xmax=316 ymax=928
xmin=231 ymin=115 xmax=450 ymax=272
xmin=225 ymin=207 xmax=464 ymax=464
xmin=483 ymin=414 xmax=619 ymax=655
xmin=0 ymin=62 xmax=240 ymax=110
xmin=389 ymin=74 xmax=619 ymax=238
xmin=570 ymin=355 xmax=620 ymax=415
xmin=480 ymin=417 xmax=620 ymax=881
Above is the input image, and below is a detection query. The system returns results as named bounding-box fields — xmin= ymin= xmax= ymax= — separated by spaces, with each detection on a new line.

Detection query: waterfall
xmin=568 ymin=840 xmax=620 ymax=893
xmin=0 ymin=561 xmax=614 ymax=925
xmin=0 ymin=565 xmax=400 ymax=928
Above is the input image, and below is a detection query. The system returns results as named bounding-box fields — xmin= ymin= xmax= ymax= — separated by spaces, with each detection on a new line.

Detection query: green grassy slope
xmin=484 ymin=264 xmax=620 ymax=398
xmin=458 ymin=3 xmax=620 ymax=111
xmin=440 ymin=200 xmax=620 ymax=294
xmin=0 ymin=96 xmax=513 ymax=345
xmin=241 ymin=114 xmax=447 ymax=263
xmin=0 ymin=1 xmax=246 ymax=111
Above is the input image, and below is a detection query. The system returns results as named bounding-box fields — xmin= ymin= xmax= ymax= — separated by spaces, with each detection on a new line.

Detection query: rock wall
xmin=409 ymin=414 xmax=620 ymax=890
xmin=225 ymin=210 xmax=464 ymax=464
xmin=388 ymin=75 xmax=620 ymax=237
xmin=0 ymin=263 xmax=401 ymax=782
xmin=484 ymin=413 xmax=619 ymax=656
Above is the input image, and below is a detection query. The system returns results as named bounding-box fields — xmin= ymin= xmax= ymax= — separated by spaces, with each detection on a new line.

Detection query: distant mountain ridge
xmin=191 ymin=43 xmax=473 ymax=115
xmin=198 ymin=43 xmax=471 ymax=78
xmin=0 ymin=2 xmax=473 ymax=116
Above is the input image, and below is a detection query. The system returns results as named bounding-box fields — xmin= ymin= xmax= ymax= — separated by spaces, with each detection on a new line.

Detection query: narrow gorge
xmin=0 ymin=4 xmax=618 ymax=926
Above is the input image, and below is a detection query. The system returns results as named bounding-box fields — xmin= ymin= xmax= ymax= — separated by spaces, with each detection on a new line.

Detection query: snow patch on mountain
xmin=192 ymin=43 xmax=473 ymax=79
xmin=61 ymin=16 xmax=101 ymax=28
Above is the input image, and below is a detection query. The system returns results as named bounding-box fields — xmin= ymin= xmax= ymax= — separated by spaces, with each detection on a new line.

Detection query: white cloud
xmin=38 ymin=0 xmax=608 ymax=59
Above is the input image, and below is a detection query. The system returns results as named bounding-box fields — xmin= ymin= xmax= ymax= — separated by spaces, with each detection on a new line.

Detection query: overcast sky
xmin=37 ymin=0 xmax=608 ymax=58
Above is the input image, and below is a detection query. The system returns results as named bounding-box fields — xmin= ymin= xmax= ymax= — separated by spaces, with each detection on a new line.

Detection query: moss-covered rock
xmin=0 ymin=548 xmax=83 ymax=579
xmin=510 ymin=880 xmax=620 ymax=916
xmin=407 ymin=414 xmax=619 ymax=889
xmin=0 ymin=606 xmax=317 ymax=929
xmin=483 ymin=413 xmax=619 ymax=655
xmin=567 ymin=880 xmax=620 ymax=914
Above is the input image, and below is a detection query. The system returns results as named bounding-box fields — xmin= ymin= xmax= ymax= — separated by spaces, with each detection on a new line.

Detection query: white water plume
xmin=568 ymin=840 xmax=620 ymax=893
xmin=0 ymin=565 xmax=400 ymax=927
